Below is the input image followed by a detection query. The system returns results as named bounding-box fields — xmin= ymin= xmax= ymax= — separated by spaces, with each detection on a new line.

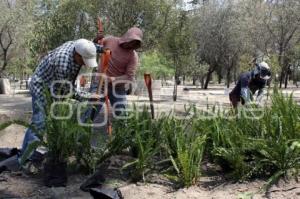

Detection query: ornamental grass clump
xmin=21 ymin=97 xmax=94 ymax=186
xmin=121 ymin=105 xmax=163 ymax=182
xmin=208 ymin=88 xmax=300 ymax=190
xmin=161 ymin=115 xmax=207 ymax=187
xmin=249 ymin=89 xmax=300 ymax=189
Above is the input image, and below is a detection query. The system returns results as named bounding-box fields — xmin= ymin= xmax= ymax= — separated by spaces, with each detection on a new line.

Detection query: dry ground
xmin=0 ymin=85 xmax=300 ymax=198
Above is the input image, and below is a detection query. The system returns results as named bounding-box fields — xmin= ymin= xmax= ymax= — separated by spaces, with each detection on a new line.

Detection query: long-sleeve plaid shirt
xmin=30 ymin=41 xmax=81 ymax=106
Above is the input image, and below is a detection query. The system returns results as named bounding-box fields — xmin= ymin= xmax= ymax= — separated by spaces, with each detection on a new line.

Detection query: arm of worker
xmin=94 ymin=43 xmax=105 ymax=54
xmin=93 ymin=33 xmax=104 ymax=44
xmin=74 ymin=44 xmax=109 ymax=101
xmin=74 ymin=71 xmax=104 ymax=101
xmin=240 ymin=74 xmax=251 ymax=104
xmin=256 ymin=85 xmax=266 ymax=104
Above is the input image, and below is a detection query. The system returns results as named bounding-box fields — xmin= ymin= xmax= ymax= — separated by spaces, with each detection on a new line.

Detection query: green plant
xmin=90 ymin=105 xmax=163 ymax=182
xmin=207 ymin=88 xmax=300 ymax=190
xmin=205 ymin=109 xmax=253 ymax=179
xmin=20 ymin=98 xmax=94 ymax=171
xmin=162 ymin=116 xmax=207 ymax=187
xmin=250 ymin=89 xmax=300 ymax=190
xmin=121 ymin=106 xmax=162 ymax=182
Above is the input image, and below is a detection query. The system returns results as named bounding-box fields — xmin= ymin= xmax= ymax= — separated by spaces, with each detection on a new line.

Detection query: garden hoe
xmin=144 ymin=73 xmax=155 ymax=119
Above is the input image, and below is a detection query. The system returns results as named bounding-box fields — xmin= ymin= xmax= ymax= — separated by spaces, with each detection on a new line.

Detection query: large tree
xmin=29 ymin=0 xmax=174 ymax=58
xmin=0 ymin=0 xmax=33 ymax=77
xmin=264 ymin=0 xmax=300 ymax=88
xmin=160 ymin=9 xmax=195 ymax=100
xmin=194 ymin=0 xmax=247 ymax=88
xmin=243 ymin=0 xmax=300 ymax=88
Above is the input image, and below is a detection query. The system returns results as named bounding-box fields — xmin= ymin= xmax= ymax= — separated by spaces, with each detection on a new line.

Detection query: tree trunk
xmin=204 ymin=69 xmax=214 ymax=89
xmin=173 ymin=57 xmax=178 ymax=101
xmin=192 ymin=76 xmax=196 ymax=86
xmin=234 ymin=67 xmax=237 ymax=84
xmin=279 ymin=70 xmax=284 ymax=88
xmin=173 ymin=82 xmax=177 ymax=101
xmin=217 ymin=73 xmax=222 ymax=84
xmin=278 ymin=49 xmax=285 ymax=88
xmin=226 ymin=68 xmax=231 ymax=88
xmin=284 ymin=71 xmax=289 ymax=88
xmin=0 ymin=50 xmax=8 ymax=78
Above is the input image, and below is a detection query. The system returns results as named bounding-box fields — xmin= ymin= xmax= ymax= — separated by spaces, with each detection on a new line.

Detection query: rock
xmin=49 ymin=187 xmax=66 ymax=199
xmin=0 ymin=78 xmax=11 ymax=94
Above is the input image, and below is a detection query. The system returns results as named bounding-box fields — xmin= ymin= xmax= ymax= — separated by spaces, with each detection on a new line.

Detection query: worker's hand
xmin=245 ymin=101 xmax=260 ymax=108
xmin=94 ymin=44 xmax=110 ymax=54
xmin=93 ymin=32 xmax=104 ymax=44
xmin=108 ymin=76 xmax=116 ymax=83
xmin=89 ymin=93 xmax=101 ymax=100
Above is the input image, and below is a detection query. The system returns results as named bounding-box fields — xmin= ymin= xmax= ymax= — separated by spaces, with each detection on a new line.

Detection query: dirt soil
xmin=0 ymin=162 xmax=299 ymax=199
xmin=0 ymin=124 xmax=300 ymax=199
xmin=1 ymin=87 xmax=300 ymax=198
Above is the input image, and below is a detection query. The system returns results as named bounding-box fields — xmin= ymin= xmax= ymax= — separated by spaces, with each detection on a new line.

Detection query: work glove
xmin=93 ymin=33 xmax=104 ymax=44
xmin=94 ymin=43 xmax=109 ymax=54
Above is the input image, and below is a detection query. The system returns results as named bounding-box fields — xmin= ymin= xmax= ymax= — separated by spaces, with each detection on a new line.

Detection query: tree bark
xmin=0 ymin=22 xmax=13 ymax=78
xmin=284 ymin=72 xmax=289 ymax=88
xmin=192 ymin=76 xmax=196 ymax=86
xmin=226 ymin=68 xmax=231 ymax=88
xmin=204 ymin=67 xmax=215 ymax=89
xmin=173 ymin=56 xmax=178 ymax=101
xmin=0 ymin=50 xmax=8 ymax=78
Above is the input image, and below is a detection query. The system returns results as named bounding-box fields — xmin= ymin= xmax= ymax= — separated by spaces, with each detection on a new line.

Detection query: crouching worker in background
xmin=229 ymin=61 xmax=271 ymax=108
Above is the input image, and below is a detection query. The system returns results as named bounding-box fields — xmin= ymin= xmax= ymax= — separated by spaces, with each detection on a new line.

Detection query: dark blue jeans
xmin=82 ymin=84 xmax=127 ymax=123
xmin=20 ymin=92 xmax=45 ymax=156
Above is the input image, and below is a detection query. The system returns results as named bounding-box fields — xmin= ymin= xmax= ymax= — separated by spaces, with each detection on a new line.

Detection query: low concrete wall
xmin=133 ymin=80 xmax=162 ymax=95
xmin=0 ymin=78 xmax=11 ymax=94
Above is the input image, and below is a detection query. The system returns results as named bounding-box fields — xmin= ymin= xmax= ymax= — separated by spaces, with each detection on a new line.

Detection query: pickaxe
xmin=96 ymin=17 xmax=112 ymax=137
xmin=144 ymin=73 xmax=154 ymax=119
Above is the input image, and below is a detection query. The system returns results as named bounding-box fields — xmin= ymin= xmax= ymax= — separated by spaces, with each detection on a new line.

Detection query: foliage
xmin=139 ymin=51 xmax=174 ymax=79
xmin=0 ymin=0 xmax=33 ymax=77
xmin=29 ymin=0 xmax=97 ymax=57
xmin=161 ymin=115 xmax=207 ymax=187
xmin=87 ymin=88 xmax=299 ymax=190
xmin=96 ymin=0 xmax=174 ymax=50
xmin=208 ymin=88 xmax=300 ymax=189
xmin=121 ymin=106 xmax=162 ymax=181
xmin=20 ymin=97 xmax=94 ymax=170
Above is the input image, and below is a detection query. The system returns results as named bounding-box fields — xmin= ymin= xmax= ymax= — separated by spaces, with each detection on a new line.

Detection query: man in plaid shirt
xmin=21 ymin=39 xmax=103 ymax=159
